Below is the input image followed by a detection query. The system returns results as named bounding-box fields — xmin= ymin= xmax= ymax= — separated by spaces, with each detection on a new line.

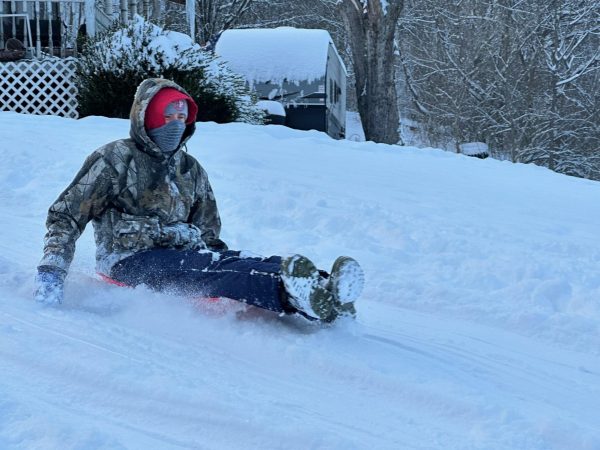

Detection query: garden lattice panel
xmin=0 ymin=58 xmax=78 ymax=118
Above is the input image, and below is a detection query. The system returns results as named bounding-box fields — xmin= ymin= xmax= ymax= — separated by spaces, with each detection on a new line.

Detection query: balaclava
xmin=145 ymin=88 xmax=197 ymax=153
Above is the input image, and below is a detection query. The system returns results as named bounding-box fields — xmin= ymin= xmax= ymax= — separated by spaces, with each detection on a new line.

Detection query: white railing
xmin=0 ymin=57 xmax=78 ymax=118
xmin=0 ymin=0 xmax=88 ymax=58
xmin=1 ymin=0 xmax=196 ymax=58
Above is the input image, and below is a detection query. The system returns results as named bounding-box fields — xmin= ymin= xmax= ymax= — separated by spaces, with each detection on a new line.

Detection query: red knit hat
xmin=144 ymin=87 xmax=198 ymax=130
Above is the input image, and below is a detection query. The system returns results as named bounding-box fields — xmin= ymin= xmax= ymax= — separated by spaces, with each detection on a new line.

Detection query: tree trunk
xmin=339 ymin=0 xmax=404 ymax=144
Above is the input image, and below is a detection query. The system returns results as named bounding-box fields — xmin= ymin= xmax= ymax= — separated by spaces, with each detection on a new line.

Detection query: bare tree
xmin=531 ymin=0 xmax=600 ymax=175
xmin=193 ymin=0 xmax=255 ymax=44
xmin=336 ymin=0 xmax=404 ymax=144
xmin=400 ymin=0 xmax=600 ymax=179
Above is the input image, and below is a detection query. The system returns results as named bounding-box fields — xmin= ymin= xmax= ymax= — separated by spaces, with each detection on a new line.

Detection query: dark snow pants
xmin=109 ymin=249 xmax=288 ymax=313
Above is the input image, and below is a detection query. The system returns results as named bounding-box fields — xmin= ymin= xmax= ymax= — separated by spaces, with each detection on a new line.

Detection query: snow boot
xmin=280 ymin=254 xmax=336 ymax=321
xmin=326 ymin=256 xmax=364 ymax=318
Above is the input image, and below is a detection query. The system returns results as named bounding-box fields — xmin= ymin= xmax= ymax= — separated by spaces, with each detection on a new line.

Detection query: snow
xmin=459 ymin=142 xmax=489 ymax=157
xmin=255 ymin=100 xmax=286 ymax=117
xmin=346 ymin=111 xmax=365 ymax=141
xmin=108 ymin=16 xmax=200 ymax=70
xmin=215 ymin=27 xmax=335 ymax=86
xmin=2 ymin=111 xmax=600 ymax=448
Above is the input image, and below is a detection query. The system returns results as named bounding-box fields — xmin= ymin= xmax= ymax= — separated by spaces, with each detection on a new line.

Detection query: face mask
xmin=147 ymin=120 xmax=186 ymax=153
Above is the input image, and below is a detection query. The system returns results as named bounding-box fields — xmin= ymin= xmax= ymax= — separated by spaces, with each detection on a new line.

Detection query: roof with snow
xmin=215 ymin=27 xmax=344 ymax=86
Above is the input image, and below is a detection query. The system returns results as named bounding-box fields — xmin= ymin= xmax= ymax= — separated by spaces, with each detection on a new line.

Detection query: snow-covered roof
xmin=215 ymin=27 xmax=343 ymax=86
xmin=256 ymin=100 xmax=286 ymax=117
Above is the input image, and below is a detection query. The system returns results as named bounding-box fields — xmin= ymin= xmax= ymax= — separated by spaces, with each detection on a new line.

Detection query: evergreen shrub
xmin=76 ymin=16 xmax=263 ymax=124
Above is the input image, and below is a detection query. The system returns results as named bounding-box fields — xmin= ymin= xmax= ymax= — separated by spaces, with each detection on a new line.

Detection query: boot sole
xmin=329 ymin=257 xmax=364 ymax=304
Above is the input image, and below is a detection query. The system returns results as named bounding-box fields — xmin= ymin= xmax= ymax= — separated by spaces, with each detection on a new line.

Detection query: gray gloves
xmin=34 ymin=266 xmax=66 ymax=305
xmin=159 ymin=223 xmax=207 ymax=250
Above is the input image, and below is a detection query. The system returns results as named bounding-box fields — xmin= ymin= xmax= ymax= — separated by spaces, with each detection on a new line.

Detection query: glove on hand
xmin=34 ymin=267 xmax=66 ymax=305
xmin=160 ymin=223 xmax=207 ymax=250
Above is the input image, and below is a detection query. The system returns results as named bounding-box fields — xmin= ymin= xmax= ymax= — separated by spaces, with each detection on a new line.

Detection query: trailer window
xmin=329 ymin=79 xmax=340 ymax=104
xmin=329 ymin=79 xmax=334 ymax=103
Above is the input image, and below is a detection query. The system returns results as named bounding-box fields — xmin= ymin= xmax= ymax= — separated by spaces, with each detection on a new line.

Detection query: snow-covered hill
xmin=1 ymin=112 xmax=600 ymax=449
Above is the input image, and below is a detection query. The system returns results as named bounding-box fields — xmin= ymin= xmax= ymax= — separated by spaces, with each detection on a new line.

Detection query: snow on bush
xmin=77 ymin=15 xmax=264 ymax=124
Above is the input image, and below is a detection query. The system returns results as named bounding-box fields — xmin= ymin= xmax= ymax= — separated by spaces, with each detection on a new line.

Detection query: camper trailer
xmin=215 ymin=27 xmax=347 ymax=139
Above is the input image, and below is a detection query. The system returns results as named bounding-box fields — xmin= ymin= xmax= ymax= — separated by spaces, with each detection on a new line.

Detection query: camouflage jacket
xmin=38 ymin=78 xmax=227 ymax=275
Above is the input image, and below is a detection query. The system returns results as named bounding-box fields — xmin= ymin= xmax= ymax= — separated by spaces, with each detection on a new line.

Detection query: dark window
xmin=329 ymin=79 xmax=340 ymax=104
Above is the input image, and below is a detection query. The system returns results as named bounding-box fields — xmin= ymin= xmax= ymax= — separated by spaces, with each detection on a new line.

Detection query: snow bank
xmin=1 ymin=112 xmax=600 ymax=449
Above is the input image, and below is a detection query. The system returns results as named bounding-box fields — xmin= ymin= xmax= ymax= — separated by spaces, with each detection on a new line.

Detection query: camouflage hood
xmin=129 ymin=78 xmax=197 ymax=157
xmin=38 ymin=79 xmax=226 ymax=276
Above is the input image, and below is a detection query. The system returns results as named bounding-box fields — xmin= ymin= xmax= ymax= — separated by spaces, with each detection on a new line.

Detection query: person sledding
xmin=34 ymin=78 xmax=364 ymax=322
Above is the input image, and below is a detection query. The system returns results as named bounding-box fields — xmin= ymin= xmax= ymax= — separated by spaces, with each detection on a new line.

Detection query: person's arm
xmin=188 ymin=168 xmax=228 ymax=252
xmin=35 ymin=151 xmax=114 ymax=303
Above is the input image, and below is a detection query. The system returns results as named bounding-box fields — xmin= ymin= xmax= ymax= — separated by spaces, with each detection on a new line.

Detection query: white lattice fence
xmin=0 ymin=57 xmax=78 ymax=118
